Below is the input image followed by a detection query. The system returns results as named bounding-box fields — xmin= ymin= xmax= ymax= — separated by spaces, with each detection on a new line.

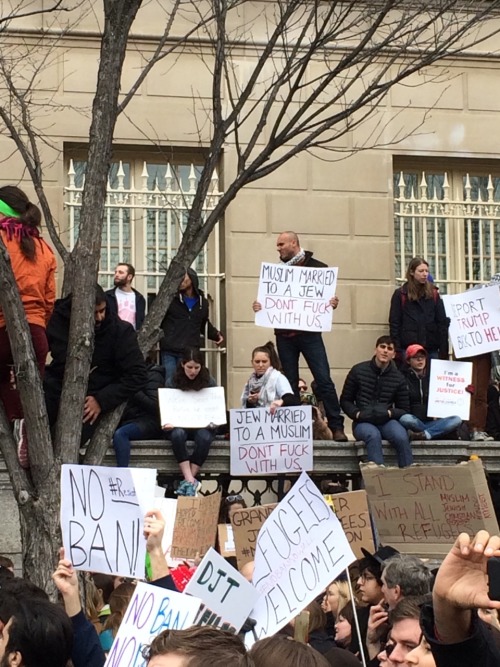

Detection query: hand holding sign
xmin=52 ymin=548 xmax=81 ymax=618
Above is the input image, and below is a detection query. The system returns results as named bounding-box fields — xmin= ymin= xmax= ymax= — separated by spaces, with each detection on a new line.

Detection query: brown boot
xmin=408 ymin=430 xmax=425 ymax=441
xmin=332 ymin=428 xmax=348 ymax=442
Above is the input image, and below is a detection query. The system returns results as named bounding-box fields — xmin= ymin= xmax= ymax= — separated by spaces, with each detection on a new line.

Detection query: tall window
xmin=394 ymin=158 xmax=500 ymax=293
xmin=64 ymin=148 xmax=225 ymax=378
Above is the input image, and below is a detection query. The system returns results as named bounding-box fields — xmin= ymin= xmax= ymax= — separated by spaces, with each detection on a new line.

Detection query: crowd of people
xmin=1 ymin=513 xmax=500 ymax=667
xmin=3 ymin=187 xmax=500 ymax=666
xmin=1 ymin=186 xmax=500 ymax=481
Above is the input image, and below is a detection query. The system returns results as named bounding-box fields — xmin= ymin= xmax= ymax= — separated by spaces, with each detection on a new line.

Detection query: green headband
xmin=0 ymin=198 xmax=21 ymax=218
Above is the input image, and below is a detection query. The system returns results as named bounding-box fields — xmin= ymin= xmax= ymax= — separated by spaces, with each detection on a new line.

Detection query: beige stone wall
xmin=2 ymin=3 xmax=500 ymax=409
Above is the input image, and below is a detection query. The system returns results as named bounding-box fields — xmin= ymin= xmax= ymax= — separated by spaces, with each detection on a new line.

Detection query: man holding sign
xmin=253 ymin=231 xmax=347 ymax=442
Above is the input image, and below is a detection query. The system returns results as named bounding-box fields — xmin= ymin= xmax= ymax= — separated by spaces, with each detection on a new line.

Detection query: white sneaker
xmin=471 ymin=430 xmax=494 ymax=442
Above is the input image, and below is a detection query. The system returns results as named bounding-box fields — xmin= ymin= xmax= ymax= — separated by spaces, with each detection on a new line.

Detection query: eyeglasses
xmin=226 ymin=494 xmax=243 ymax=503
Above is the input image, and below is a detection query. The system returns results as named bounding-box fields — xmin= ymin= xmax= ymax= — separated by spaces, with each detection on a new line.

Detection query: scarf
xmin=241 ymin=366 xmax=280 ymax=407
xmin=284 ymin=247 xmax=306 ymax=266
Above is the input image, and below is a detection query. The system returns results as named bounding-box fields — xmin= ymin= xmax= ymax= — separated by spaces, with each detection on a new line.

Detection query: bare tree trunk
xmin=55 ymin=0 xmax=143 ymax=463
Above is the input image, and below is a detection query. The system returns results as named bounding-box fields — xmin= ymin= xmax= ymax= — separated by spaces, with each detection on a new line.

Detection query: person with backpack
xmin=389 ymin=257 xmax=449 ymax=364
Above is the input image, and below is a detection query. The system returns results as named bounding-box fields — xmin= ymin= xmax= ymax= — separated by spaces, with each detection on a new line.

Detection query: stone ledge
xmin=95 ymin=439 xmax=500 ymax=474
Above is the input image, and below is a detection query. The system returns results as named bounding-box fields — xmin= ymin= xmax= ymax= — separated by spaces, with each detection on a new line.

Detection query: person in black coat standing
xmin=160 ymin=268 xmax=223 ymax=384
xmin=340 ymin=335 xmax=412 ymax=467
xmin=44 ymin=284 xmax=148 ymax=445
xmin=252 ymin=231 xmax=347 ymax=442
xmin=389 ymin=257 xmax=449 ymax=363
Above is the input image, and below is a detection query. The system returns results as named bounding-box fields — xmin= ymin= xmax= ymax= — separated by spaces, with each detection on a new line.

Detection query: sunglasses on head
xmin=226 ymin=494 xmax=243 ymax=503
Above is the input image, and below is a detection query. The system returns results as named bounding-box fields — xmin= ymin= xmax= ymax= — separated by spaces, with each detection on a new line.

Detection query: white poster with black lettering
xmin=249 ymin=471 xmax=355 ymax=642
xmin=230 ymin=406 xmax=313 ymax=475
xmin=185 ymin=547 xmax=260 ymax=633
xmin=443 ymin=284 xmax=500 ymax=358
xmin=255 ymin=262 xmax=338 ymax=332
xmin=60 ymin=464 xmax=156 ymax=578
xmin=427 ymin=359 xmax=473 ymax=421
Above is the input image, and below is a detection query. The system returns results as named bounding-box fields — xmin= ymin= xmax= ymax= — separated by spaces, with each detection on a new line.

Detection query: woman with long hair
xmin=0 ymin=186 xmax=56 ymax=467
xmin=99 ymin=582 xmax=136 ymax=653
xmin=241 ymin=341 xmax=299 ymax=412
xmin=389 ymin=257 xmax=449 ymax=362
xmin=162 ymin=347 xmax=217 ymax=496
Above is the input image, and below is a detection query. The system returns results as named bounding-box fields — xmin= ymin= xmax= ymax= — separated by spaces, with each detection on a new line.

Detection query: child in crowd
xmin=162 ymin=347 xmax=218 ymax=496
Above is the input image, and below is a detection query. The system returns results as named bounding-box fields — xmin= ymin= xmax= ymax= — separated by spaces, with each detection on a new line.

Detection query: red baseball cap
xmin=406 ymin=344 xmax=427 ymax=359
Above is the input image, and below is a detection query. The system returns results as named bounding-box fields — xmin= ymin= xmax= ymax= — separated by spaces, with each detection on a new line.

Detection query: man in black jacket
xmin=340 ymin=335 xmax=412 ymax=467
xmin=253 ymin=231 xmax=347 ymax=441
xmin=105 ymin=263 xmax=146 ymax=330
xmin=160 ymin=268 xmax=223 ymax=384
xmin=44 ymin=285 xmax=148 ymax=445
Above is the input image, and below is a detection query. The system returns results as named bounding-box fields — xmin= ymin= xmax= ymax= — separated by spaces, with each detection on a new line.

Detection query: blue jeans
xmin=165 ymin=427 xmax=214 ymax=467
xmin=276 ymin=332 xmax=344 ymax=430
xmin=399 ymin=414 xmax=462 ymax=440
xmin=161 ymin=352 xmax=183 ymax=386
xmin=353 ymin=420 xmax=413 ymax=468
xmin=113 ymin=421 xmax=162 ymax=467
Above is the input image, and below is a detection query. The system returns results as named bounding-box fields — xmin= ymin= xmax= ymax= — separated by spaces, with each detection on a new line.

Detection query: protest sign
xmin=443 ymin=284 xmax=500 ymax=358
xmin=158 ymin=387 xmax=227 ymax=428
xmin=230 ymin=504 xmax=277 ymax=568
xmin=61 ymin=465 xmax=156 ymax=577
xmin=218 ymin=524 xmax=236 ymax=558
xmin=362 ymin=460 xmax=499 ymax=558
xmin=250 ymin=471 xmax=355 ymax=640
xmin=185 ymin=547 xmax=260 ymax=633
xmin=427 ymin=359 xmax=472 ymax=421
xmin=230 ymin=406 xmax=313 ymax=475
xmin=324 ymin=490 xmax=374 ymax=559
xmin=171 ymin=492 xmax=221 ymax=559
xmin=255 ymin=262 xmax=338 ymax=332
xmin=104 ymin=581 xmax=201 ymax=667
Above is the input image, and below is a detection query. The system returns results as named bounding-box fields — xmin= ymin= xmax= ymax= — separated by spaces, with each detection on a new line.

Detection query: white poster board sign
xmin=255 ymin=262 xmax=338 ymax=332
xmin=159 ymin=387 xmax=227 ymax=428
xmin=61 ymin=465 xmax=156 ymax=578
xmin=230 ymin=406 xmax=313 ymax=475
xmin=427 ymin=359 xmax=473 ymax=420
xmin=249 ymin=471 xmax=355 ymax=641
xmin=104 ymin=581 xmax=201 ymax=667
xmin=185 ymin=547 xmax=260 ymax=633
xmin=443 ymin=284 xmax=500 ymax=358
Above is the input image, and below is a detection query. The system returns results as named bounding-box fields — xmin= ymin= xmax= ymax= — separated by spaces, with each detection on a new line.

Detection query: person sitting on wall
xmin=162 ymin=347 xmax=218 ymax=497
xmin=340 ymin=335 xmax=413 ymax=468
xmin=44 ymin=284 xmax=148 ymax=445
xmin=112 ymin=362 xmax=165 ymax=467
xmin=399 ymin=344 xmax=462 ymax=441
xmin=241 ymin=341 xmax=300 ymax=413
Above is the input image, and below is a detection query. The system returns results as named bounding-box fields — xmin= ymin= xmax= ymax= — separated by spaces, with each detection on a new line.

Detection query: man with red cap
xmin=400 ymin=343 xmax=462 ymax=441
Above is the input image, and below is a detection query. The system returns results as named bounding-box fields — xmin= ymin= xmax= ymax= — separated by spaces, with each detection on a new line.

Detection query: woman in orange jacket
xmin=0 ymin=186 xmax=56 ymax=466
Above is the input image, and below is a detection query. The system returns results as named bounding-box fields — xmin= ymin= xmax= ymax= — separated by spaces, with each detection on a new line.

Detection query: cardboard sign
xmin=61 ymin=465 xmax=156 ymax=577
xmin=229 ymin=406 xmax=313 ymax=475
xmin=171 ymin=492 xmax=222 ymax=559
xmin=230 ymin=504 xmax=277 ymax=568
xmin=159 ymin=387 xmax=227 ymax=428
xmin=185 ymin=547 xmax=260 ymax=633
xmin=324 ymin=490 xmax=375 ymax=559
xmin=427 ymin=359 xmax=472 ymax=421
xmin=218 ymin=524 xmax=236 ymax=558
xmin=443 ymin=285 xmax=500 ymax=358
xmin=361 ymin=460 xmax=499 ymax=557
xmin=250 ymin=472 xmax=355 ymax=640
xmin=255 ymin=262 xmax=338 ymax=332
xmin=104 ymin=581 xmax=201 ymax=667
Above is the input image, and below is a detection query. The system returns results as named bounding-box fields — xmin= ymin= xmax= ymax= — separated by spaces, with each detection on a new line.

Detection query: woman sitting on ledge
xmin=162 ymin=347 xmax=217 ymax=497
xmin=241 ymin=341 xmax=299 ymax=413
